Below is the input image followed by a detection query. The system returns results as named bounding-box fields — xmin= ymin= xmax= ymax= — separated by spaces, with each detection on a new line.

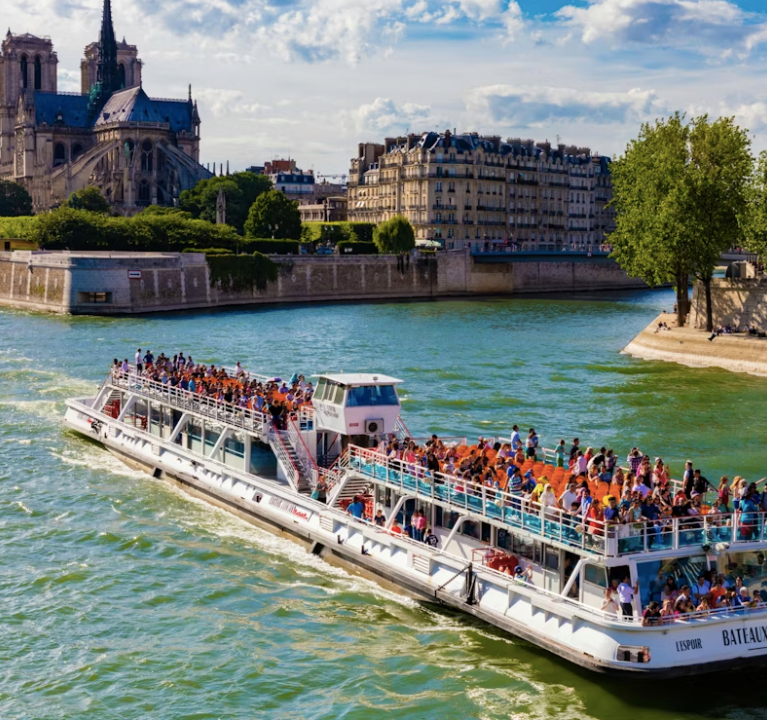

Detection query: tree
xmin=0 ymin=180 xmax=33 ymax=217
xmin=741 ymin=151 xmax=767 ymax=259
xmin=180 ymin=172 xmax=272 ymax=234
xmin=139 ymin=205 xmax=192 ymax=219
xmin=683 ymin=116 xmax=751 ymax=331
xmin=609 ymin=113 xmax=752 ymax=329
xmin=67 ymin=186 xmax=110 ymax=214
xmin=373 ymin=215 xmax=415 ymax=255
xmin=244 ymin=189 xmax=302 ymax=239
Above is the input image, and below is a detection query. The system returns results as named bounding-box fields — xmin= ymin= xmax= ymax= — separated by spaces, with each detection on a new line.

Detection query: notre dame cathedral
xmin=0 ymin=0 xmax=211 ymax=213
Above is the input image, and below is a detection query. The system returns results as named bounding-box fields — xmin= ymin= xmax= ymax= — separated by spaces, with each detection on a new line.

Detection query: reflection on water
xmin=1 ymin=290 xmax=766 ymax=719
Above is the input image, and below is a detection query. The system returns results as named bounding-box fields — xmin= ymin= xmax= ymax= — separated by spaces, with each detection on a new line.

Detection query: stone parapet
xmin=0 ymin=250 xmax=647 ymax=316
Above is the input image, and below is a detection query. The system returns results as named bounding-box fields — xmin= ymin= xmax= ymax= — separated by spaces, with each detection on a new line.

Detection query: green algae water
xmin=2 ymin=290 xmax=767 ymax=719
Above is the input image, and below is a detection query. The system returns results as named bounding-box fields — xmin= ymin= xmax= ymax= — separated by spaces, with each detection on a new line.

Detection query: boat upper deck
xmin=343 ymin=446 xmax=767 ymax=561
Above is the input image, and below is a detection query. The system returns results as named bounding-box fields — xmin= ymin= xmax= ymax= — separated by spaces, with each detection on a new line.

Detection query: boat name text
xmin=722 ymin=626 xmax=767 ymax=648
xmin=675 ymin=639 xmax=702 ymax=652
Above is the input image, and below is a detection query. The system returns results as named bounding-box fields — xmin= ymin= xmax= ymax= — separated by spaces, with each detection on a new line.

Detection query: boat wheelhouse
xmin=63 ymin=364 xmax=767 ymax=678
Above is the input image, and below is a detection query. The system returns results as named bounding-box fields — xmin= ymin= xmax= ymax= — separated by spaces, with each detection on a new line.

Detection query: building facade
xmin=0 ymin=0 xmax=210 ymax=213
xmin=348 ymin=132 xmax=615 ymax=250
xmin=298 ymin=196 xmax=348 ymax=223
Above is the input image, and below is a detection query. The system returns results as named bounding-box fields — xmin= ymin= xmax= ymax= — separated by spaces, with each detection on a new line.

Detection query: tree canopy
xmin=373 ymin=215 xmax=415 ymax=255
xmin=180 ymin=172 xmax=272 ymax=234
xmin=67 ymin=186 xmax=110 ymax=214
xmin=0 ymin=180 xmax=33 ymax=217
xmin=244 ymin=189 xmax=302 ymax=240
xmin=609 ymin=113 xmax=752 ymax=330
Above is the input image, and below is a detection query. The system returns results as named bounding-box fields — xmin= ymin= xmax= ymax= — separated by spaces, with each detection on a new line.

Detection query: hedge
xmin=242 ymin=238 xmax=301 ymax=255
xmin=27 ymin=207 xmax=242 ymax=252
xmin=301 ymin=221 xmax=376 ymax=244
xmin=337 ymin=240 xmax=378 ymax=255
xmin=0 ymin=216 xmax=38 ymax=239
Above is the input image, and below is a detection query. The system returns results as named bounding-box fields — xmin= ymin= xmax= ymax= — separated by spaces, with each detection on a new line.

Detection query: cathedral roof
xmin=93 ymin=86 xmax=193 ymax=132
xmin=95 ymin=85 xmax=163 ymax=125
xmin=34 ymin=92 xmax=91 ymax=128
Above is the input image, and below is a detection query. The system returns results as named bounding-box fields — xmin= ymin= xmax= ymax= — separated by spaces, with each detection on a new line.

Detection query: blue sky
xmin=8 ymin=0 xmax=767 ymax=175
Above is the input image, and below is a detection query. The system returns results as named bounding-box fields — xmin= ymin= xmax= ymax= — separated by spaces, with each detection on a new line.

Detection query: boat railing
xmin=286 ymin=415 xmax=319 ymax=488
xmin=109 ymin=371 xmax=271 ymax=438
xmin=345 ymin=446 xmax=767 ymax=558
xmin=269 ymin=428 xmax=301 ymax=490
xmin=346 ymin=445 xmax=611 ymax=556
xmin=221 ymin=365 xmax=274 ymax=385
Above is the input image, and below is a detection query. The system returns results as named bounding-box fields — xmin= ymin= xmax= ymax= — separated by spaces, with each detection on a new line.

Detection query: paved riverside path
xmin=624 ymin=313 xmax=767 ymax=376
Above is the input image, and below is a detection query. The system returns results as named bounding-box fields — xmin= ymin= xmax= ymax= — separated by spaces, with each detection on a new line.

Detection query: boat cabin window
xmin=346 ymin=385 xmax=399 ymax=407
xmin=584 ymin=564 xmax=607 ymax=588
xmin=332 ymin=384 xmax=346 ymax=405
xmin=314 ymin=378 xmax=327 ymax=401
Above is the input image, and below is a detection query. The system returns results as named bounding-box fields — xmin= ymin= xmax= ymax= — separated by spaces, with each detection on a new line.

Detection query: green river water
xmin=1 ymin=289 xmax=766 ymax=719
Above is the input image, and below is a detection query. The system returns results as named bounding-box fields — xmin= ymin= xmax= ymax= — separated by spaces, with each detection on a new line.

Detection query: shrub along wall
xmin=301 ymin=221 xmax=376 ymax=244
xmin=0 ymin=216 xmax=38 ymax=240
xmin=27 ymin=208 xmax=241 ymax=252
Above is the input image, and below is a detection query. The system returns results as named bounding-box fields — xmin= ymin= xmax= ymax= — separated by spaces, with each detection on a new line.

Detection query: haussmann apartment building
xmin=347 ymin=131 xmax=615 ymax=251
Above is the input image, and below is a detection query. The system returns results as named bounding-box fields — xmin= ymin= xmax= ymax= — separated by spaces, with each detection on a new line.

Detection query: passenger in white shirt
xmin=693 ymin=575 xmax=711 ymax=604
xmin=617 ymin=576 xmax=639 ymax=620
xmin=558 ymin=482 xmax=578 ymax=511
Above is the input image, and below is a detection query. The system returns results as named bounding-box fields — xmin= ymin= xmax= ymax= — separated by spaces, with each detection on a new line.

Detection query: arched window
xmin=71 ymin=143 xmax=83 ymax=161
xmin=53 ymin=143 xmax=67 ymax=167
xmin=140 ymin=140 xmax=153 ymax=172
xmin=124 ymin=139 xmax=135 ymax=164
xmin=20 ymin=55 xmax=28 ymax=90
xmin=137 ymin=180 xmax=151 ymax=206
xmin=34 ymin=56 xmax=42 ymax=90
xmin=118 ymin=63 xmax=126 ymax=89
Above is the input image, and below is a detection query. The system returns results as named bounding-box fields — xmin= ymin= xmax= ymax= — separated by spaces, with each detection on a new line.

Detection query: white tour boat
xmin=63 ymin=366 xmax=767 ymax=678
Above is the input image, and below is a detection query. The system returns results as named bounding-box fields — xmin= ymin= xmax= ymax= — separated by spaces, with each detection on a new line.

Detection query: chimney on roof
xmin=444 ymin=128 xmax=452 ymax=148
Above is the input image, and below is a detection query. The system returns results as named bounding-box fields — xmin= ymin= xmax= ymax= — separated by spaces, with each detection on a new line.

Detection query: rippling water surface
xmin=3 ymin=290 xmax=767 ymax=719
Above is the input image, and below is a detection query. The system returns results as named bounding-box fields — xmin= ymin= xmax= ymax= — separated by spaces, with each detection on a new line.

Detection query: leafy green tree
xmin=682 ymin=116 xmax=751 ymax=330
xmin=67 ymin=186 xmax=110 ymax=214
xmin=609 ymin=113 xmax=752 ymax=329
xmin=180 ymin=172 xmax=272 ymax=234
xmin=0 ymin=180 xmax=32 ymax=217
xmin=741 ymin=151 xmax=767 ymax=258
xmin=244 ymin=189 xmax=302 ymax=239
xmin=373 ymin=215 xmax=415 ymax=255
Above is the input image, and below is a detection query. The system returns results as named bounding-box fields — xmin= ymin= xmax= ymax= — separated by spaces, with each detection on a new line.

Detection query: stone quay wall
xmin=624 ymin=313 xmax=767 ymax=376
xmin=688 ymin=277 xmax=767 ymax=331
xmin=0 ymin=250 xmax=649 ymax=315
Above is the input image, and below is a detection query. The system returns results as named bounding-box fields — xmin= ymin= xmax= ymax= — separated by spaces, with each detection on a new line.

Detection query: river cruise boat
xmin=64 ymin=364 xmax=767 ymax=678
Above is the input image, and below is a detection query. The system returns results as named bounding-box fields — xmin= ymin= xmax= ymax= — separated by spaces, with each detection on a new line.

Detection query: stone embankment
xmin=624 ymin=313 xmax=767 ymax=376
xmin=0 ymin=249 xmax=649 ymax=315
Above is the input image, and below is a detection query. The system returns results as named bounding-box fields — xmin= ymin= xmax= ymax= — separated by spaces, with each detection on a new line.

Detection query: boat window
xmin=636 ymin=555 xmax=707 ymax=608
xmin=346 ymin=385 xmax=399 ymax=407
xmin=314 ymin=378 xmax=327 ymax=401
xmin=333 ymin=384 xmax=346 ymax=405
xmin=584 ymin=564 xmax=607 ymax=588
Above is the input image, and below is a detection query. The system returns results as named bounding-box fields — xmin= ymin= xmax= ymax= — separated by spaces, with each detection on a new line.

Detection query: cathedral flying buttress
xmin=0 ymin=0 xmax=211 ymax=214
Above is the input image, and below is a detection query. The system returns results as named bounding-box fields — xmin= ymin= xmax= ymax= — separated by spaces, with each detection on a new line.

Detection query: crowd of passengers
xmin=619 ymin=569 xmax=766 ymax=625
xmin=112 ymin=349 xmax=314 ymax=430
xmin=380 ymin=430 xmax=767 ymax=537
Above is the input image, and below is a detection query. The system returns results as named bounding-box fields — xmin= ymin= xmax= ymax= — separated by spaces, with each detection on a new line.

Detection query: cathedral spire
xmin=96 ymin=0 xmax=119 ymax=100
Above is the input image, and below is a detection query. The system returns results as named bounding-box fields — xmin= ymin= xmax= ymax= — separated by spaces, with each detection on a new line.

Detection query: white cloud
xmin=556 ymin=0 xmax=767 ymax=56
xmin=343 ymin=97 xmax=435 ymax=136
xmin=194 ymin=88 xmax=266 ymax=118
xmin=466 ymin=84 xmax=668 ymax=127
